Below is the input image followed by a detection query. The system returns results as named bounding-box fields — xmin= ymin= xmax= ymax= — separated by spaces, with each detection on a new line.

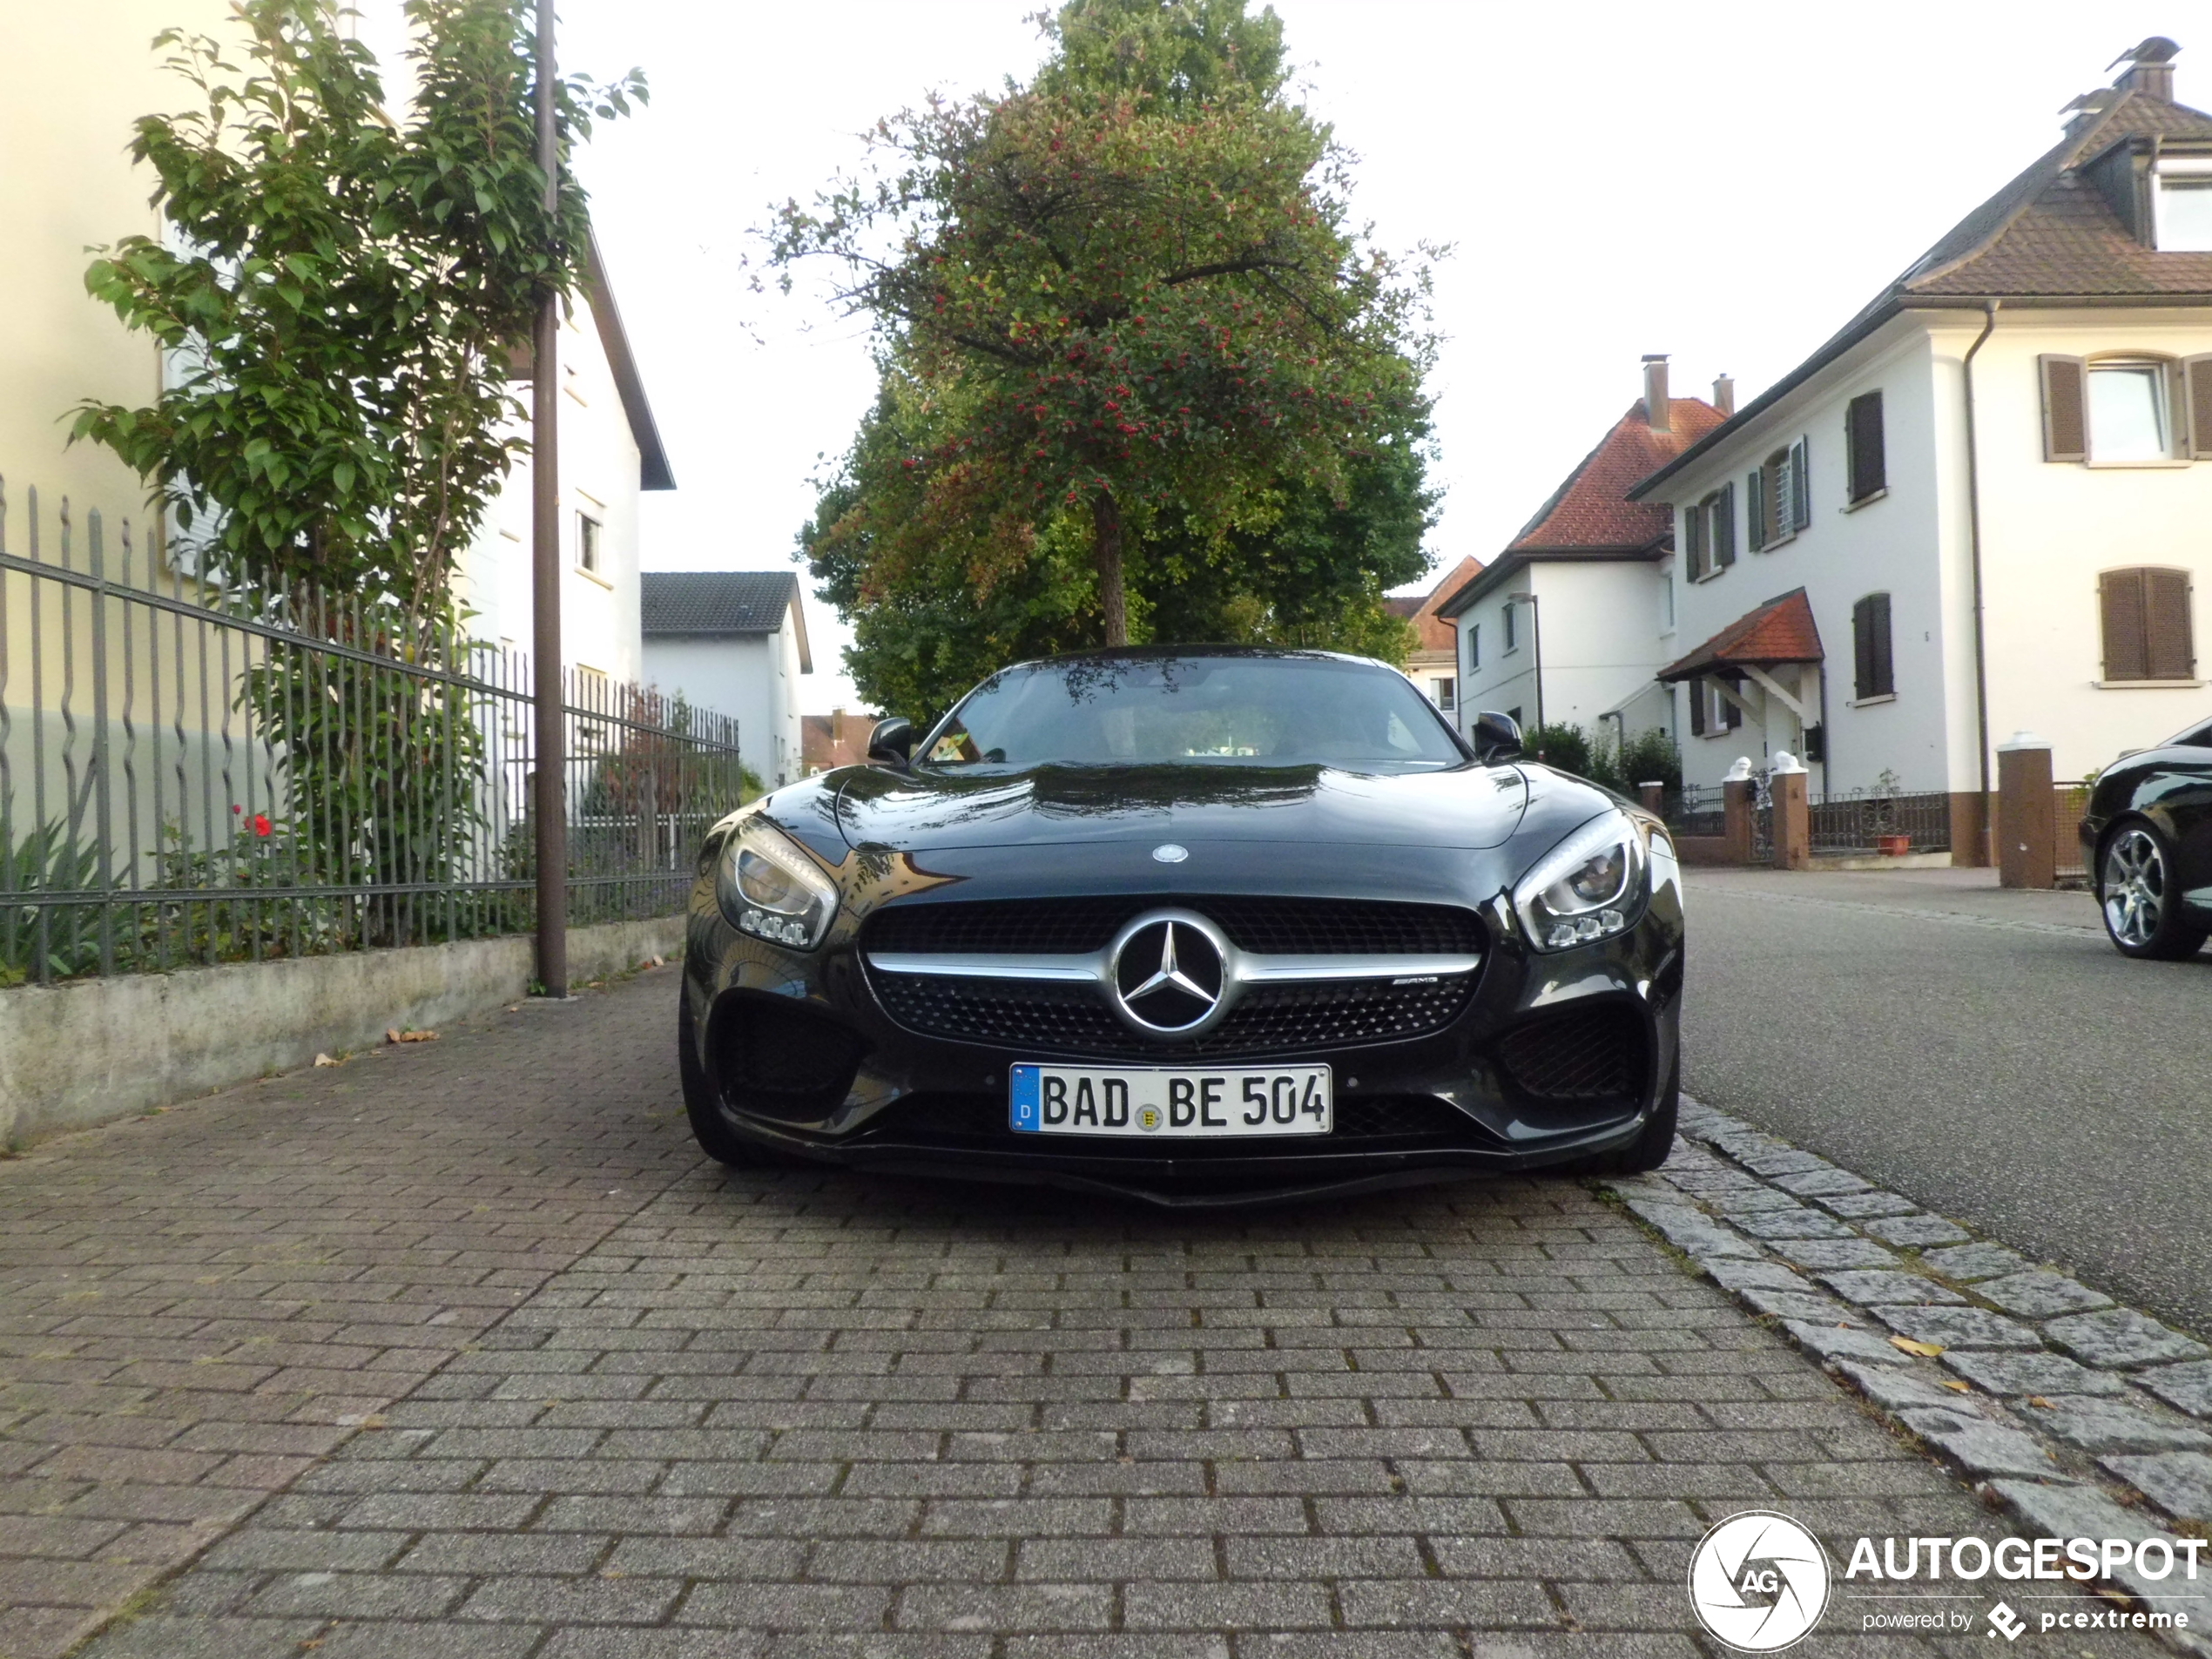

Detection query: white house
xmin=1629 ymin=37 xmax=2212 ymax=860
xmin=1438 ymin=357 xmax=1725 ymax=746
xmin=1384 ymin=556 xmax=1485 ymax=718
xmin=639 ymin=572 xmax=813 ymax=788
xmin=457 ymin=239 xmax=676 ymax=695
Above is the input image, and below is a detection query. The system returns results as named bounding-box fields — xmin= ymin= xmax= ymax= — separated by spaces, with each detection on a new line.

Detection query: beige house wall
xmin=0 ymin=2 xmax=228 ymax=505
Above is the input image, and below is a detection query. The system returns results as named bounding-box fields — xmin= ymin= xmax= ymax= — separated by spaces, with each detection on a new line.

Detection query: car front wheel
xmin=2100 ymin=820 xmax=2208 ymax=961
xmin=678 ymin=988 xmax=755 ymax=1167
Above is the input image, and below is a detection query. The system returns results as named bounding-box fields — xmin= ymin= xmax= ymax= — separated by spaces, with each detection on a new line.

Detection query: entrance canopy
xmin=1658 ymin=588 xmax=1824 ymax=683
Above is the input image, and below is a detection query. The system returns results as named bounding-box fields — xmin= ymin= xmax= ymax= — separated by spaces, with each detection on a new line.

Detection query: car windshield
xmin=2166 ymin=718 xmax=2212 ymax=749
xmin=919 ymin=655 xmax=1465 ymax=772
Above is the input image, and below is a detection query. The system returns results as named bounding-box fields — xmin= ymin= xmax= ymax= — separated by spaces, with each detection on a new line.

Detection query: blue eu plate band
xmin=1009 ymin=1064 xmax=1042 ymax=1132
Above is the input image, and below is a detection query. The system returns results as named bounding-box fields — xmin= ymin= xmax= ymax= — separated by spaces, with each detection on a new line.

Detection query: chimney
xmin=1712 ymin=374 xmax=1736 ymax=417
xmin=2109 ymin=37 xmax=2180 ymax=103
xmin=1642 ymin=354 xmax=1670 ymax=433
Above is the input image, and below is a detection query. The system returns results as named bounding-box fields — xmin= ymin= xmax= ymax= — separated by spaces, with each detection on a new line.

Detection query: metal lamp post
xmin=529 ymin=0 xmax=567 ymax=996
xmin=1507 ymin=589 xmax=1543 ymax=739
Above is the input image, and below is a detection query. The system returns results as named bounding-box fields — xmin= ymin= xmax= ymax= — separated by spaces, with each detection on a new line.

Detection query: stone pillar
xmin=1996 ymin=732 xmax=2055 ymax=890
xmin=1636 ymin=782 xmax=1665 ymax=817
xmin=1722 ymin=779 xmax=1755 ymax=865
xmin=1772 ymin=767 xmax=1811 ymax=871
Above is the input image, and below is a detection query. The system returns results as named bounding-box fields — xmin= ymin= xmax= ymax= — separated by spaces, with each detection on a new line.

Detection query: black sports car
xmin=678 ymin=648 xmax=1685 ymax=1206
xmin=2080 ymin=712 xmax=2212 ymax=960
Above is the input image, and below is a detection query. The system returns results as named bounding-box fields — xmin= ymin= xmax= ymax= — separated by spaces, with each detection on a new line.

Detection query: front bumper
xmin=681 ymin=860 xmax=1683 ymax=1207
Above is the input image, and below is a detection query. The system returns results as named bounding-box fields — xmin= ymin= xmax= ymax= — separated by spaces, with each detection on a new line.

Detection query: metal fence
xmin=1 ymin=479 xmax=745 ymax=987
xmin=2054 ymin=781 xmax=2094 ymax=883
xmin=1809 ymin=788 xmax=1952 ymax=855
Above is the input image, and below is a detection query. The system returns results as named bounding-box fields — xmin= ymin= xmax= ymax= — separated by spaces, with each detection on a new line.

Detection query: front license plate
xmin=1010 ymin=1063 xmax=1332 ymax=1137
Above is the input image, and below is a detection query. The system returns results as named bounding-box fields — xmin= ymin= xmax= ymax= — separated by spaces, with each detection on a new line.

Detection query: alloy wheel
xmin=2101 ymin=826 xmax=2167 ymax=948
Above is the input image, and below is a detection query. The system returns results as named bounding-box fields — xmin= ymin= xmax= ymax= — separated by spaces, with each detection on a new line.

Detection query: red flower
xmin=253 ymin=814 xmax=272 ymax=838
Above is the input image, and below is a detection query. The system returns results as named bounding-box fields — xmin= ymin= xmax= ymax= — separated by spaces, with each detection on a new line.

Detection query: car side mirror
xmin=1471 ymin=710 xmax=1523 ymax=765
xmin=867 ymin=717 xmax=916 ymax=770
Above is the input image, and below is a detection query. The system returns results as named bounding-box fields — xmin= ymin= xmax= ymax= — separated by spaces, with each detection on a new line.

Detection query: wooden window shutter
xmin=1790 ymin=438 xmax=1811 ymax=529
xmin=2145 ymin=568 xmax=2195 ymax=680
xmin=1745 ymin=469 xmax=1766 ymax=551
xmin=1715 ymin=482 xmax=1737 ymax=567
xmin=1721 ymin=676 xmax=1743 ymax=730
xmin=1846 ymin=392 xmax=1886 ymax=500
xmin=1689 ymin=679 xmax=1707 ymax=736
xmin=1683 ymin=504 xmax=1705 ymax=579
xmin=2040 ymin=356 xmax=2087 ymax=462
xmin=2184 ymin=355 xmax=2212 ymax=460
xmin=1870 ymin=593 xmax=1894 ymax=696
xmin=1853 ymin=598 xmax=1874 ymax=699
xmin=2100 ymin=569 xmax=2149 ymax=681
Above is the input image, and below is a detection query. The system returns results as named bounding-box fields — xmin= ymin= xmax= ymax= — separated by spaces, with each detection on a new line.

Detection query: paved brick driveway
xmin=0 ymin=968 xmax=2161 ymax=1657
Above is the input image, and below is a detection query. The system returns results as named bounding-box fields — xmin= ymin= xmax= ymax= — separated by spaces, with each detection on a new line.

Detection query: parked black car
xmin=2080 ymin=713 xmax=2212 ymax=959
xmin=678 ymin=648 xmax=1685 ymax=1206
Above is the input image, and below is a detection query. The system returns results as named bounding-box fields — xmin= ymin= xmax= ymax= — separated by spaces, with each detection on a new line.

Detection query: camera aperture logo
xmin=1689 ymin=1511 xmax=1832 ymax=1652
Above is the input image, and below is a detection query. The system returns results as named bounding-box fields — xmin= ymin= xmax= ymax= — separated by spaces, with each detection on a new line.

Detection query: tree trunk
xmin=1091 ymin=489 xmax=1129 ymax=647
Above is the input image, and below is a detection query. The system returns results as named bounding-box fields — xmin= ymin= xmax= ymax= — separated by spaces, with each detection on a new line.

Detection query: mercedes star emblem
xmin=1151 ymin=843 xmax=1189 ymax=863
xmin=1109 ymin=912 xmax=1229 ymax=1036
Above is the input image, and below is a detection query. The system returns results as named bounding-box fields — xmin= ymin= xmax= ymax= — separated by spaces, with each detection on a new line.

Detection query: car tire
xmin=2098 ymin=819 xmax=2209 ymax=961
xmin=678 ymin=988 xmax=754 ymax=1167
xmin=1582 ymin=1050 xmax=1680 ymax=1176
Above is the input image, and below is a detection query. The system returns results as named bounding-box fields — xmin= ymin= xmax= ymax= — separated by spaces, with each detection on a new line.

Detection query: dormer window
xmin=2155 ymin=158 xmax=2212 ymax=252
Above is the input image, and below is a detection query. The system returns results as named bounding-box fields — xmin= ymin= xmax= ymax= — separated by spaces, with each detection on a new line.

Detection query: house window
xmin=1467 ymin=623 xmax=1480 ymax=671
xmin=1503 ymin=604 xmax=1518 ymax=652
xmin=575 ymin=664 xmax=611 ymax=751
xmin=2040 ymin=354 xmax=2210 ymax=462
xmin=1748 ymin=441 xmax=1809 ymax=550
xmin=1846 ymin=392 xmax=1886 ymax=502
xmin=1431 ymin=677 xmax=1457 ymax=712
xmin=1661 ymin=570 xmax=1676 ymax=632
xmin=1852 ymin=593 xmax=1895 ymax=700
xmin=2155 ymin=160 xmax=2212 ymax=252
xmin=1687 ymin=483 xmax=1736 ymax=579
xmin=2099 ymin=567 xmax=2196 ymax=682
xmin=577 ymin=512 xmax=603 ymax=574
xmin=1688 ymin=677 xmax=1742 ymax=737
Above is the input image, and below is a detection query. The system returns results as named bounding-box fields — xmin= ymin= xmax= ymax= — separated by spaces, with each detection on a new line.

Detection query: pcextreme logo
xmin=1687 ymin=1511 xmax=1832 ymax=1652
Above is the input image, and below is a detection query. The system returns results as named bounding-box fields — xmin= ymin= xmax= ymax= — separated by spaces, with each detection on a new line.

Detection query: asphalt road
xmin=1682 ymin=865 xmax=2212 ymax=1339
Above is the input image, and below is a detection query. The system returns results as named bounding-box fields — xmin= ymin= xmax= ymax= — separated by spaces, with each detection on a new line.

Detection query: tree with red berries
xmin=774 ymin=0 xmax=1433 ymax=672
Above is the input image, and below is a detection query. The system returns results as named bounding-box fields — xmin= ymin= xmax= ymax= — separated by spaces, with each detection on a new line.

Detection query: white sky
xmin=557 ymin=0 xmax=2190 ymax=715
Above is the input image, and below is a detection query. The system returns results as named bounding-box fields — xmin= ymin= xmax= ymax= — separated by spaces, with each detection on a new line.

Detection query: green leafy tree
xmin=777 ymin=0 xmax=1434 ymax=685
xmin=72 ymin=0 xmax=643 ymax=632
xmin=66 ymin=0 xmax=643 ymax=949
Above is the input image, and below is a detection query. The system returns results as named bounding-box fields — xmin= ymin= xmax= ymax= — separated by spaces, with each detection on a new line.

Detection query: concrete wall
xmin=0 ymin=914 xmax=684 ymax=1150
xmin=1936 ymin=308 xmax=2212 ymax=783
xmin=1455 ymin=561 xmax=1675 ymax=741
xmin=644 ymin=624 xmax=806 ymax=787
xmin=1662 ymin=320 xmax=1952 ymax=797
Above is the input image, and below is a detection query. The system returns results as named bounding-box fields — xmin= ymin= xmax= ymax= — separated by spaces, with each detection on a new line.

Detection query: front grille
xmin=862 ymin=895 xmax=1484 ymax=957
xmin=1494 ymin=1003 xmax=1645 ymax=1101
xmin=868 ymin=971 xmax=1474 ymax=1059
xmin=877 ymin=1091 xmax=1476 ymax=1145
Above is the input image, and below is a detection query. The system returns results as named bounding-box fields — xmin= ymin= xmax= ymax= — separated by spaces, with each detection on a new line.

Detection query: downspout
xmin=1963 ymin=300 xmax=2000 ymax=862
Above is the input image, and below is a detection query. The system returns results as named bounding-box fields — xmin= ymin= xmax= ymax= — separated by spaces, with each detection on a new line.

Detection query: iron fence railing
xmin=2054 ymin=781 xmax=2094 ymax=882
xmin=1663 ymin=782 xmax=1727 ymax=840
xmin=1809 ymin=788 xmax=1952 ymax=854
xmin=2 ymin=478 xmax=745 ymax=987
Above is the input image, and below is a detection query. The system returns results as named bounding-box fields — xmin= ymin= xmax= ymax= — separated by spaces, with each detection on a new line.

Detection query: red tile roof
xmin=1658 ymin=589 xmax=1824 ymax=682
xmin=802 ymin=711 xmax=883 ymax=773
xmin=1390 ymin=556 xmax=1485 ymax=653
xmin=1510 ymin=399 xmax=1728 ymax=554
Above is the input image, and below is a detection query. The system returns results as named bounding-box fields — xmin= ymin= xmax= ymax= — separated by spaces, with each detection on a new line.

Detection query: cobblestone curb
xmin=1607 ymin=1096 xmax=2212 ymax=1653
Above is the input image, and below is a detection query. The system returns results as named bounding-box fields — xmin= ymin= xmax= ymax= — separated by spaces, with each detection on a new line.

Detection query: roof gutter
xmin=1962 ymin=299 xmax=2000 ymax=863
xmin=1628 ymin=291 xmax=2212 ymax=502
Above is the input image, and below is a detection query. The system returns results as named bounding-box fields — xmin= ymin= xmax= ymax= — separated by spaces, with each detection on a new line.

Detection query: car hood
xmin=826 ymin=762 xmax=1534 ymax=853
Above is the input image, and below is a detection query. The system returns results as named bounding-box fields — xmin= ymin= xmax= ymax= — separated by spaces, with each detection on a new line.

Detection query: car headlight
xmin=1513 ymin=810 xmax=1650 ymax=952
xmin=716 ymin=815 xmax=840 ymax=949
